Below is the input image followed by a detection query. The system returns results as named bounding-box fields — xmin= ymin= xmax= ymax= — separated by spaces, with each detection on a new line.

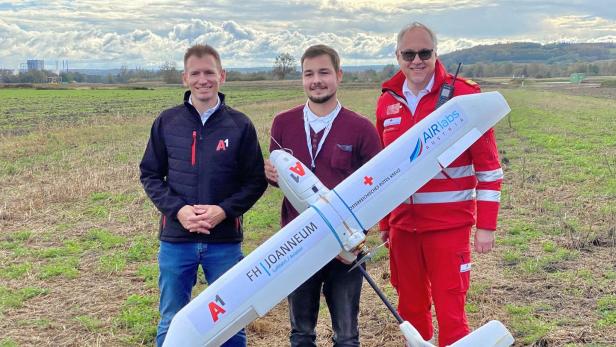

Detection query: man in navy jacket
xmin=140 ymin=44 xmax=267 ymax=347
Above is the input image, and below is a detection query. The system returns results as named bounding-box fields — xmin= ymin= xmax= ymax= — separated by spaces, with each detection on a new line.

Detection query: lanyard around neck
xmin=303 ymin=102 xmax=341 ymax=170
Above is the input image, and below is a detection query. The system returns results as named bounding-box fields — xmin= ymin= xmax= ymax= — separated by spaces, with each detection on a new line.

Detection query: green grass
xmin=369 ymin=241 xmax=390 ymax=262
xmin=4 ymin=230 xmax=32 ymax=242
xmin=85 ymin=192 xmax=140 ymax=220
xmin=502 ymin=249 xmax=522 ymax=266
xmin=468 ymin=281 xmax=489 ymax=297
xmin=0 ymin=262 xmax=33 ymax=280
xmin=114 ymin=294 xmax=158 ymax=344
xmin=126 ymin=236 xmax=158 ymax=262
xmin=0 ymin=86 xmax=302 ymax=137
xmin=16 ymin=318 xmax=52 ymax=329
xmin=75 ymin=315 xmax=104 ymax=332
xmin=84 ymin=205 xmax=110 ymax=218
xmin=0 ymin=338 xmax=18 ymax=347
xmin=499 ymin=221 xmax=541 ymax=251
xmin=519 ymin=248 xmax=577 ymax=274
xmin=63 ymin=239 xmax=86 ymax=254
xmin=7 ymin=245 xmax=30 ymax=257
xmin=576 ymin=268 xmax=593 ymax=281
xmin=0 ymin=84 xmax=310 ymax=345
xmin=85 ymin=228 xmax=126 ymax=249
xmin=542 ymin=240 xmax=557 ymax=253
xmin=36 ymin=246 xmax=65 ymax=258
xmin=243 ymin=188 xmax=284 ymax=253
xmin=465 ymin=302 xmax=479 ymax=314
xmin=597 ymin=295 xmax=616 ymax=327
xmin=99 ymin=254 xmax=128 ymax=273
xmin=506 ymin=304 xmax=553 ymax=344
xmin=0 ymin=286 xmax=48 ymax=313
xmin=36 ymin=239 xmax=87 ymax=258
xmin=600 ymin=79 xmax=616 ymax=87
xmin=39 ymin=256 xmax=80 ymax=279
xmin=0 ymin=241 xmax=18 ymax=250
xmin=136 ymin=263 xmax=158 ymax=289
xmin=501 ymin=89 xmax=616 ymax=197
xmin=1 ymin=83 xmax=615 ymax=345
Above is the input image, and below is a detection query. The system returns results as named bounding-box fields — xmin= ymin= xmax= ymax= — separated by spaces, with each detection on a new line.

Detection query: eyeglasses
xmin=399 ymin=49 xmax=433 ymax=62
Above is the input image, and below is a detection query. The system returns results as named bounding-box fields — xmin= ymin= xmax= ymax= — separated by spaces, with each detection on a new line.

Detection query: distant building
xmin=27 ymin=59 xmax=45 ymax=71
xmin=47 ymin=76 xmax=61 ymax=84
xmin=570 ymin=73 xmax=585 ymax=85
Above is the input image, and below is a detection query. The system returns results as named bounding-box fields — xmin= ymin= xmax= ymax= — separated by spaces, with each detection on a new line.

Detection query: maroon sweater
xmin=269 ymin=105 xmax=382 ymax=227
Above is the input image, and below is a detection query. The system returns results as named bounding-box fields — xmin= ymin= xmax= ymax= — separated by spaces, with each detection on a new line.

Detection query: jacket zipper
xmin=191 ymin=130 xmax=197 ymax=166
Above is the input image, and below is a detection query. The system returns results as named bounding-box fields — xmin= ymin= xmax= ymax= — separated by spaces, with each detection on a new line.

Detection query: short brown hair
xmin=301 ymin=44 xmax=340 ymax=72
xmin=184 ymin=44 xmax=222 ymax=70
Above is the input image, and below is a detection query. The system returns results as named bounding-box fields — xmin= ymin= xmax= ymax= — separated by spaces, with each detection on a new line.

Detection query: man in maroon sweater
xmin=265 ymin=45 xmax=381 ymax=346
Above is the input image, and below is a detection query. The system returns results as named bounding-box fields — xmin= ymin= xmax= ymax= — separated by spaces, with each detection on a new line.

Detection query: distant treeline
xmin=2 ymin=61 xmax=615 ymax=85
xmin=0 ymin=66 xmax=394 ymax=84
xmin=0 ymin=66 xmax=161 ymax=84
xmin=3 ymin=42 xmax=616 ymax=84
xmin=447 ymin=60 xmax=616 ymax=79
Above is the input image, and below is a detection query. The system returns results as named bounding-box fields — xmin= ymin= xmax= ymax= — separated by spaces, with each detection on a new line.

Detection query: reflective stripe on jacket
xmin=376 ymin=60 xmax=503 ymax=232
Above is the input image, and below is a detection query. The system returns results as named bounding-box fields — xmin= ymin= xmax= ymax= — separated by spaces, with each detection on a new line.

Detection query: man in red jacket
xmin=376 ymin=22 xmax=503 ymax=347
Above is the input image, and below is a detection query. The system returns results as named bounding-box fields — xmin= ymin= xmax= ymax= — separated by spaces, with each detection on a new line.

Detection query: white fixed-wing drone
xmin=164 ymin=91 xmax=515 ymax=347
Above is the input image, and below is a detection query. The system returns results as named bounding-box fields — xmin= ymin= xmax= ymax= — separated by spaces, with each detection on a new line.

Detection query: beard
xmin=308 ymin=91 xmax=335 ymax=104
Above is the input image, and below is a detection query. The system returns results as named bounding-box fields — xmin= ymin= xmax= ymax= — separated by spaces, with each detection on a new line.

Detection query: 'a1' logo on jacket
xmin=216 ymin=139 xmax=229 ymax=151
xmin=289 ymin=161 xmax=305 ymax=183
xmin=208 ymin=294 xmax=227 ymax=322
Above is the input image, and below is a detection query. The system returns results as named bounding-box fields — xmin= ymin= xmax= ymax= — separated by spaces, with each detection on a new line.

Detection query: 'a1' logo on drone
xmin=289 ymin=161 xmax=305 ymax=183
xmin=208 ymin=294 xmax=227 ymax=322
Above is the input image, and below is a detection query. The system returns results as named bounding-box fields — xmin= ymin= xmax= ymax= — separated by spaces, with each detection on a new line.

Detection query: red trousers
xmin=389 ymin=226 xmax=471 ymax=347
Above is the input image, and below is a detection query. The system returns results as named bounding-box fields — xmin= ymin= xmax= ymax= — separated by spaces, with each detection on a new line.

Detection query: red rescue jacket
xmin=376 ymin=60 xmax=503 ymax=232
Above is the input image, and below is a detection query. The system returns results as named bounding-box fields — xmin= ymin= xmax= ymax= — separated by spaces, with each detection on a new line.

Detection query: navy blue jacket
xmin=140 ymin=91 xmax=267 ymax=243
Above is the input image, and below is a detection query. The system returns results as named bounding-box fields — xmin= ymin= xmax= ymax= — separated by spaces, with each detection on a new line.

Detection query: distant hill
xmin=439 ymin=42 xmax=616 ymax=66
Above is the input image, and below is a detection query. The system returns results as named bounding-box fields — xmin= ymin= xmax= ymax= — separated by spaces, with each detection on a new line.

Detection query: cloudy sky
xmin=1 ymin=0 xmax=615 ymax=70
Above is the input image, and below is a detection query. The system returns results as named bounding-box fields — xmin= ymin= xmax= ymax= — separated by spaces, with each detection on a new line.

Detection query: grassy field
xmin=0 ymin=80 xmax=614 ymax=346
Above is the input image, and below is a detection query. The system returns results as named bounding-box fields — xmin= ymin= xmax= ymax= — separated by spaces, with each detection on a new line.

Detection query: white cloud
xmin=0 ymin=1 xmax=615 ymax=69
xmin=222 ymin=21 xmax=256 ymax=41
xmin=169 ymin=20 xmax=223 ymax=43
xmin=542 ymin=15 xmax=616 ymax=40
xmin=310 ymin=0 xmax=490 ymax=14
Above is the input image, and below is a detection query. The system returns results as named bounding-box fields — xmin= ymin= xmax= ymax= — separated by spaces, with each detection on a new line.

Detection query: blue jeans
xmin=156 ymin=241 xmax=246 ymax=347
xmin=288 ymin=259 xmax=363 ymax=347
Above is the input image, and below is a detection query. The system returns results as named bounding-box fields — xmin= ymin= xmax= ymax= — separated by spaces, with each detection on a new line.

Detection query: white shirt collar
xmin=403 ymin=74 xmax=435 ymax=97
xmin=189 ymin=94 xmax=221 ymax=125
xmin=303 ymin=100 xmax=342 ymax=133
xmin=402 ymin=74 xmax=435 ymax=114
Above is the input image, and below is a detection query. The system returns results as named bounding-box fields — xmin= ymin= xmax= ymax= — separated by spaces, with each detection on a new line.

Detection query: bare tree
xmin=117 ymin=64 xmax=130 ymax=83
xmin=272 ymin=53 xmax=296 ymax=80
xmin=160 ymin=61 xmax=182 ymax=84
xmin=379 ymin=64 xmax=398 ymax=81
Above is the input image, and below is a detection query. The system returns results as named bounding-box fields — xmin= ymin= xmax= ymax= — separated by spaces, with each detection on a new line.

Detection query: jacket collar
xmin=183 ymin=91 xmax=226 ymax=121
xmin=184 ymin=91 xmax=226 ymax=106
xmin=382 ymin=59 xmax=448 ymax=97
